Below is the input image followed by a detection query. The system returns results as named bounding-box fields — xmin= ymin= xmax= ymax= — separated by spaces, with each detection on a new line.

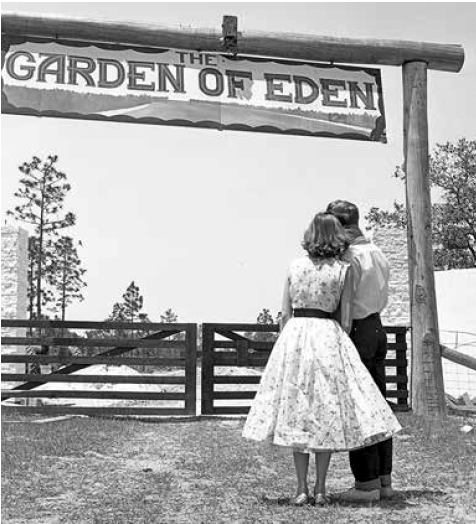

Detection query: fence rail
xmin=201 ymin=323 xmax=409 ymax=415
xmin=1 ymin=319 xmax=196 ymax=416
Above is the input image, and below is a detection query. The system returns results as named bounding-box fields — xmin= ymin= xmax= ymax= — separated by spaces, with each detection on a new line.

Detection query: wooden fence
xmin=201 ymin=323 xmax=409 ymax=415
xmin=1 ymin=319 xmax=197 ymax=416
xmin=2 ymin=320 xmax=409 ymax=417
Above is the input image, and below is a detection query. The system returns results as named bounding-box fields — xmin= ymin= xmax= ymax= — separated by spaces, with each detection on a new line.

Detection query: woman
xmin=242 ymin=213 xmax=401 ymax=506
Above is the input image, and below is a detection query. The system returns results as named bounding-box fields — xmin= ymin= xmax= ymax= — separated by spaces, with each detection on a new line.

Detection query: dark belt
xmin=293 ymin=308 xmax=333 ymax=319
xmin=353 ymin=312 xmax=380 ymax=323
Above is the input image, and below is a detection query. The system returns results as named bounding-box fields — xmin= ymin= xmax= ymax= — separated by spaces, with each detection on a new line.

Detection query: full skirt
xmin=242 ymin=318 xmax=402 ymax=453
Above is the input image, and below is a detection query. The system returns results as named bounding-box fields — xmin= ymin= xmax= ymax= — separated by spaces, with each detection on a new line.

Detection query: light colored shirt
xmin=343 ymin=236 xmax=390 ymax=320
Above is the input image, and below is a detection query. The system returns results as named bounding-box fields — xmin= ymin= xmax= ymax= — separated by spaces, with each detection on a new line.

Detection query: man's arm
xmin=338 ymin=266 xmax=355 ymax=334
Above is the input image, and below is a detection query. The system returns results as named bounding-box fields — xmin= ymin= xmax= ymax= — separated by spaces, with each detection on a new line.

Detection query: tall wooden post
xmin=403 ymin=61 xmax=446 ymax=417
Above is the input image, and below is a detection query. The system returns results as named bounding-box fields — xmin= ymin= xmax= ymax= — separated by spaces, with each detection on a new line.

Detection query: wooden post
xmin=184 ymin=324 xmax=197 ymax=416
xmin=201 ymin=324 xmax=214 ymax=415
xmin=403 ymin=61 xmax=446 ymax=417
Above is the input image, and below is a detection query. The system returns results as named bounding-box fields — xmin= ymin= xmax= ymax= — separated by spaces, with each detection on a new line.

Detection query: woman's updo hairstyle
xmin=302 ymin=212 xmax=349 ymax=258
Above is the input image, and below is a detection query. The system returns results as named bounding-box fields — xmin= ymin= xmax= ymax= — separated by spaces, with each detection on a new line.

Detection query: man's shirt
xmin=343 ymin=236 xmax=390 ymax=320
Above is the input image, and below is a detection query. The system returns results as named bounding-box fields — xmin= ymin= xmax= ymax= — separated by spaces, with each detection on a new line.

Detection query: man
xmin=327 ymin=200 xmax=395 ymax=502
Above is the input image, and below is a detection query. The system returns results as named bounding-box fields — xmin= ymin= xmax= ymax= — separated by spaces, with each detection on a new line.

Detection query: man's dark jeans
xmin=349 ymin=313 xmax=393 ymax=490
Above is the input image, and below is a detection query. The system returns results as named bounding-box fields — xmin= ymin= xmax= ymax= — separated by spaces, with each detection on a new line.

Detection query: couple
xmin=242 ymin=200 xmax=401 ymax=506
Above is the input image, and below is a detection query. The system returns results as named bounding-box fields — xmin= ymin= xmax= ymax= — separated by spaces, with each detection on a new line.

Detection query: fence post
xmin=184 ymin=324 xmax=197 ymax=416
xmin=201 ymin=324 xmax=214 ymax=415
xmin=396 ymin=328 xmax=409 ymax=409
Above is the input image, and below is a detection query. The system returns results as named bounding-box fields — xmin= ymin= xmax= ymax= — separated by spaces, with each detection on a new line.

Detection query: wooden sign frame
xmin=1 ymin=12 xmax=466 ymax=416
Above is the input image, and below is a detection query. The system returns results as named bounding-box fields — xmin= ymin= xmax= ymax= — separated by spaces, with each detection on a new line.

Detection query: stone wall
xmin=1 ymin=226 xmax=29 ymax=379
xmin=372 ymin=225 xmax=410 ymax=326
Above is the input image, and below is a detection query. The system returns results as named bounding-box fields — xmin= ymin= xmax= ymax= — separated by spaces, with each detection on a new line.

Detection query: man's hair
xmin=326 ymin=200 xmax=360 ymax=227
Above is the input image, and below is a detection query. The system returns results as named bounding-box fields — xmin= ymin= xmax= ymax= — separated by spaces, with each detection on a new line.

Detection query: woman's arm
xmin=280 ymin=275 xmax=292 ymax=332
xmin=337 ymin=265 xmax=355 ymax=334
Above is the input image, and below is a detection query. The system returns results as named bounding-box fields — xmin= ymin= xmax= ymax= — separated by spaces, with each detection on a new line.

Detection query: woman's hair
xmin=302 ymin=212 xmax=349 ymax=258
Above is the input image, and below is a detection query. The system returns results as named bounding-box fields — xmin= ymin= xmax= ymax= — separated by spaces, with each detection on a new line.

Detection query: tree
xmin=160 ymin=308 xmax=182 ymax=341
xmin=366 ymin=139 xmax=476 ymax=269
xmin=26 ymin=237 xmax=54 ymax=323
xmin=257 ymin=308 xmax=274 ymax=325
xmin=160 ymin=308 xmax=178 ymax=324
xmin=245 ymin=308 xmax=279 ymax=344
xmin=7 ymin=155 xmax=76 ymax=320
xmin=48 ymin=236 xmax=87 ymax=322
xmin=85 ymin=281 xmax=150 ymax=361
xmin=122 ymin=281 xmax=144 ymax=322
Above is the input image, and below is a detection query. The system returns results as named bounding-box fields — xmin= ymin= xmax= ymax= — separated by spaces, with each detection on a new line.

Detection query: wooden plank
xmin=214 ymin=376 xmax=261 ymax=384
xmin=213 ymin=391 xmax=256 ymax=400
xmin=213 ymin=324 xmax=279 ymax=334
xmin=184 ymin=324 xmax=197 ymax=416
xmin=447 ymin=403 xmax=476 ymax=414
xmin=386 ymin=342 xmax=408 ymax=351
xmin=441 ymin=344 xmax=476 ymax=372
xmin=384 ymin=358 xmax=408 ymax=367
xmin=1 ymin=355 xmax=185 ymax=366
xmin=1 ymin=390 xmax=186 ymax=400
xmin=212 ymin=406 xmax=250 ymax=415
xmin=1 ymin=12 xmax=464 ymax=72
xmin=0 ymin=405 xmax=188 ymax=416
xmin=403 ymin=61 xmax=446 ymax=417
xmin=201 ymin=324 xmax=214 ymax=415
xmin=1 ymin=319 xmax=190 ymax=331
xmin=1 ymin=337 xmax=185 ymax=348
xmin=212 ymin=357 xmax=269 ymax=367
xmin=386 ymin=390 xmax=409 ymax=399
xmin=2 ymin=374 xmax=185 ymax=384
xmin=213 ymin=340 xmax=274 ymax=351
xmin=385 ymin=375 xmax=409 ymax=384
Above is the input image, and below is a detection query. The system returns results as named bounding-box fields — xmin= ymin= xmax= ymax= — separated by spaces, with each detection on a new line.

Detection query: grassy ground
xmin=2 ymin=411 xmax=476 ymax=524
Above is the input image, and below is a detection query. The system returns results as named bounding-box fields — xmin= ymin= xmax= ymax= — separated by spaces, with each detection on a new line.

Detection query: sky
xmin=2 ymin=1 xmax=476 ymax=324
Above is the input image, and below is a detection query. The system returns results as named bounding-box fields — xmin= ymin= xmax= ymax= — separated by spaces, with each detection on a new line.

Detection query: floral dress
xmin=242 ymin=256 xmax=401 ymax=453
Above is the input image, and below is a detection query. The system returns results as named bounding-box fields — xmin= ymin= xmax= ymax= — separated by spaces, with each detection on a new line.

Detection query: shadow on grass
xmin=261 ymin=488 xmax=448 ymax=510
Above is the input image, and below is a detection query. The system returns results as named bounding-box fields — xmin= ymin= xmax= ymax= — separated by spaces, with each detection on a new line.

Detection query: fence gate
xmin=1 ymin=319 xmax=197 ymax=417
xmin=201 ymin=323 xmax=409 ymax=415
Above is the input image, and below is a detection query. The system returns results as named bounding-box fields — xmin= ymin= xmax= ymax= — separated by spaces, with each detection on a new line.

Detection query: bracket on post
xmin=221 ymin=15 xmax=238 ymax=57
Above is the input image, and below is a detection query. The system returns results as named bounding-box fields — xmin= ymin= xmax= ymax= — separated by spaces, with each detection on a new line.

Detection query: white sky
xmin=2 ymin=1 xmax=476 ymax=323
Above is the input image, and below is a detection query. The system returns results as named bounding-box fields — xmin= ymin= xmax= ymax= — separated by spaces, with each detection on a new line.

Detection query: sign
xmin=2 ymin=38 xmax=387 ymax=142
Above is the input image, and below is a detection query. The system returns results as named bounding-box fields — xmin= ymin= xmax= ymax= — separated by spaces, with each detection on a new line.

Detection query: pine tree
xmin=160 ymin=308 xmax=178 ymax=324
xmin=122 ymin=281 xmax=144 ymax=322
xmin=7 ymin=155 xmax=76 ymax=320
xmin=48 ymin=236 xmax=87 ymax=322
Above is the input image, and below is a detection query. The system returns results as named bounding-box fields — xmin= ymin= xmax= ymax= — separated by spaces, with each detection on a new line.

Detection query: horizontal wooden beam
xmin=2 ymin=373 xmax=185 ymax=384
xmin=1 ymin=11 xmax=464 ymax=72
xmin=441 ymin=344 xmax=476 ymax=372
xmin=1 ymin=390 xmax=186 ymax=400
xmin=1 ymin=318 xmax=191 ymax=331
xmin=0 ymin=405 xmax=189 ymax=416
xmin=2 ymin=336 xmax=185 ymax=348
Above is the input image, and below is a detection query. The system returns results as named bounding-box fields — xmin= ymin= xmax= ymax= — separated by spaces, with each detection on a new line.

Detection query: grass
xmin=2 ymin=411 xmax=476 ymax=524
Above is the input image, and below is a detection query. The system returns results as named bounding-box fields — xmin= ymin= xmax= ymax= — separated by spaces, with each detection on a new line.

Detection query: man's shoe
xmin=335 ymin=487 xmax=380 ymax=503
xmin=380 ymin=486 xmax=398 ymax=499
